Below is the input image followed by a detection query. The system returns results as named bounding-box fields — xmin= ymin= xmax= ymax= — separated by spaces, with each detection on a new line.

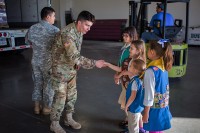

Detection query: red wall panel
xmin=84 ymin=19 xmax=127 ymax=41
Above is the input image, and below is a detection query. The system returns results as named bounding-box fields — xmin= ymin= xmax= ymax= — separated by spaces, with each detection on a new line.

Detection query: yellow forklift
xmin=129 ymin=0 xmax=190 ymax=78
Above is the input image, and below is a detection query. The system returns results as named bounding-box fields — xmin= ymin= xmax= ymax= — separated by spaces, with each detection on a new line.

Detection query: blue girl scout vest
xmin=126 ymin=76 xmax=144 ymax=113
xmin=143 ymin=66 xmax=172 ymax=131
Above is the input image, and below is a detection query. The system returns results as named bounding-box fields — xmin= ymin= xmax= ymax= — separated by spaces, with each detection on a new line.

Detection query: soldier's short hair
xmin=157 ymin=3 xmax=164 ymax=10
xmin=77 ymin=11 xmax=95 ymax=23
xmin=41 ymin=7 xmax=55 ymax=20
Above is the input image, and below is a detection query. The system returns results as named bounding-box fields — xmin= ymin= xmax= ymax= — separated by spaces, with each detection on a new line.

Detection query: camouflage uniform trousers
xmin=50 ymin=75 xmax=77 ymax=121
xmin=32 ymin=64 xmax=54 ymax=107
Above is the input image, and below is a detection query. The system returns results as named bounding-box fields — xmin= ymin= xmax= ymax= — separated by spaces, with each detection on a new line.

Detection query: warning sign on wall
xmin=188 ymin=27 xmax=200 ymax=45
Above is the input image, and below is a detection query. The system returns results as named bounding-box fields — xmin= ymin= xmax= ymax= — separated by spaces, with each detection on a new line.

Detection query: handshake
xmin=95 ymin=60 xmax=113 ymax=68
xmin=95 ymin=60 xmax=107 ymax=68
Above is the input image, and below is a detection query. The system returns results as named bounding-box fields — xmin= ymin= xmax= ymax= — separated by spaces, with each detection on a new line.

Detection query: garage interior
xmin=0 ymin=40 xmax=200 ymax=133
xmin=0 ymin=0 xmax=200 ymax=133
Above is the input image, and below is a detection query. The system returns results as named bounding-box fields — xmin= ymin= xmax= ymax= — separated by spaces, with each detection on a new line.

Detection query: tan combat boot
xmin=34 ymin=101 xmax=40 ymax=114
xmin=64 ymin=113 xmax=81 ymax=129
xmin=43 ymin=105 xmax=51 ymax=115
xmin=50 ymin=121 xmax=66 ymax=133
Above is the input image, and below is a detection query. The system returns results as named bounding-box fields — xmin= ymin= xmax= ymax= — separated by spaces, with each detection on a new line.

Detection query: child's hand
xmin=103 ymin=62 xmax=109 ymax=67
xmin=114 ymin=74 xmax=120 ymax=84
xmin=125 ymin=106 xmax=129 ymax=116
xmin=120 ymin=70 xmax=126 ymax=75
xmin=114 ymin=77 xmax=120 ymax=85
xmin=114 ymin=73 xmax=120 ymax=79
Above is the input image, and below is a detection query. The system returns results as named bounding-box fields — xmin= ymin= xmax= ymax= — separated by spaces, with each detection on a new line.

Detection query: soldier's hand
xmin=95 ymin=60 xmax=105 ymax=68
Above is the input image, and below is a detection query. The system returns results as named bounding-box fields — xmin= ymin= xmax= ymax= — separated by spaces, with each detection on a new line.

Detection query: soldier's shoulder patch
xmin=63 ymin=35 xmax=73 ymax=47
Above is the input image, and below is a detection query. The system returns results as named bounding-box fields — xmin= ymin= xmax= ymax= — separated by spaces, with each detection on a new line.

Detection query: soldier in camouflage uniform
xmin=50 ymin=11 xmax=105 ymax=133
xmin=26 ymin=7 xmax=60 ymax=115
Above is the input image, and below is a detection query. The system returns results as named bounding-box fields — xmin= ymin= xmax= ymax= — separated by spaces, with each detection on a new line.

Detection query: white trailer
xmin=0 ymin=0 xmax=51 ymax=52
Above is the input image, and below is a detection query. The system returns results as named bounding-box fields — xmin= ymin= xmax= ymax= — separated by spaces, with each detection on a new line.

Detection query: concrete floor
xmin=0 ymin=40 xmax=200 ymax=133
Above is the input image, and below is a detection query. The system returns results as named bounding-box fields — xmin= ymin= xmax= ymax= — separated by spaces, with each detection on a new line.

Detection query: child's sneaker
xmin=139 ymin=128 xmax=146 ymax=133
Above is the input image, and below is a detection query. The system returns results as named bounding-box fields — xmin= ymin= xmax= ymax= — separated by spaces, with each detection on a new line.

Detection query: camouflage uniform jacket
xmin=51 ymin=22 xmax=96 ymax=82
xmin=26 ymin=20 xmax=60 ymax=67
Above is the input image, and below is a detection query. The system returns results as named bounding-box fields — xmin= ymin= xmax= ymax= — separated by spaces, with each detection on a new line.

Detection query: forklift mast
xmin=129 ymin=1 xmax=149 ymax=37
xmin=129 ymin=1 xmax=138 ymax=27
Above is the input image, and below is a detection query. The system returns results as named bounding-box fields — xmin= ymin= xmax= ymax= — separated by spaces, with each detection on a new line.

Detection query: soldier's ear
xmin=77 ymin=20 xmax=82 ymax=26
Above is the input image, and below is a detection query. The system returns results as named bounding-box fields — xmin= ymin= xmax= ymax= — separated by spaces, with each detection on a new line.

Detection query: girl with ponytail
xmin=142 ymin=39 xmax=173 ymax=133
